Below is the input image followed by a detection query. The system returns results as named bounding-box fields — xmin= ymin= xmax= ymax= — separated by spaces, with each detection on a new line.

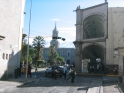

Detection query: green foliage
xmin=21 ymin=41 xmax=35 ymax=64
xmin=56 ymin=56 xmax=64 ymax=62
xmin=47 ymin=46 xmax=58 ymax=66
xmin=36 ymin=60 xmax=46 ymax=67
xmin=32 ymin=36 xmax=45 ymax=60
xmin=47 ymin=45 xmax=65 ymax=66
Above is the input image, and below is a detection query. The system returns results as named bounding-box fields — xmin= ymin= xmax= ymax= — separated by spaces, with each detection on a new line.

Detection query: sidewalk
xmin=6 ymin=68 xmax=47 ymax=85
xmin=7 ymin=74 xmax=39 ymax=86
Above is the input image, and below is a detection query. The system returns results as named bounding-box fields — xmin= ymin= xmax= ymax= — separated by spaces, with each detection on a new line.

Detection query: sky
xmin=24 ymin=0 xmax=124 ymax=48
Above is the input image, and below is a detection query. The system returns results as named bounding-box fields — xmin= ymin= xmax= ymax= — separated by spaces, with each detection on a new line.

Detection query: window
xmin=9 ymin=54 xmax=11 ymax=59
xmin=68 ymin=53 xmax=70 ymax=56
xmin=6 ymin=54 xmax=8 ymax=60
xmin=2 ymin=53 xmax=5 ymax=59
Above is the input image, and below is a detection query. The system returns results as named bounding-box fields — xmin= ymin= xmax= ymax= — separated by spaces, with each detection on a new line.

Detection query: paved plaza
xmin=0 ymin=68 xmax=123 ymax=93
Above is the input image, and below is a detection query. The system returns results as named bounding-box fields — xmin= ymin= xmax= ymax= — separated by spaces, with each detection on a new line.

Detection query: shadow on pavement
xmin=102 ymin=76 xmax=124 ymax=93
xmin=16 ymin=75 xmax=101 ymax=88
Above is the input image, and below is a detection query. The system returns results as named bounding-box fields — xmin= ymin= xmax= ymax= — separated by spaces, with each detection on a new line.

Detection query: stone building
xmin=43 ymin=24 xmax=75 ymax=65
xmin=74 ymin=0 xmax=124 ymax=78
xmin=0 ymin=0 xmax=26 ymax=79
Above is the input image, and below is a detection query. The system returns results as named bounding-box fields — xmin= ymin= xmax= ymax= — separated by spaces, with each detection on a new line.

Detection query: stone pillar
xmin=76 ymin=7 xmax=82 ymax=41
xmin=118 ymin=48 xmax=124 ymax=83
xmin=74 ymin=42 xmax=82 ymax=73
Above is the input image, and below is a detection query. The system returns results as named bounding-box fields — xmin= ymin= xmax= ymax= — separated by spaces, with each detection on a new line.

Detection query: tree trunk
xmin=37 ymin=48 xmax=41 ymax=60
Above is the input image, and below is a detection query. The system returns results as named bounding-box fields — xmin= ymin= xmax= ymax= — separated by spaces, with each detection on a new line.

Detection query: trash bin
xmin=118 ymin=75 xmax=122 ymax=83
xmin=17 ymin=68 xmax=21 ymax=77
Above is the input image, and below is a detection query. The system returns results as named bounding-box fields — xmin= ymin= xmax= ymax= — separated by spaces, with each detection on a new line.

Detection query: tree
xmin=21 ymin=38 xmax=35 ymax=64
xmin=47 ymin=45 xmax=58 ymax=66
xmin=47 ymin=45 xmax=65 ymax=66
xmin=32 ymin=36 xmax=45 ymax=61
xmin=56 ymin=56 xmax=65 ymax=65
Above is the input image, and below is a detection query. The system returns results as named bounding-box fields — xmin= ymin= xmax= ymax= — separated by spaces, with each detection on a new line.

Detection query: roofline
xmin=74 ymin=2 xmax=108 ymax=11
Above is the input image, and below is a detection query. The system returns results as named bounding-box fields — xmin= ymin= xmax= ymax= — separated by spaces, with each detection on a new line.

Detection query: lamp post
xmin=26 ymin=0 xmax=32 ymax=82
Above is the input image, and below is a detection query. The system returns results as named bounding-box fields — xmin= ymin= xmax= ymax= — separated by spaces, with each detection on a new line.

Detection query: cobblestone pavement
xmin=0 ymin=68 xmax=124 ymax=93
xmin=3 ymin=76 xmax=101 ymax=93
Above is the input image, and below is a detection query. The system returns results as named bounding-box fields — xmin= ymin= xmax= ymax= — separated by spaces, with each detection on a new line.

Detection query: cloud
xmin=51 ymin=18 xmax=60 ymax=21
xmin=56 ymin=27 xmax=76 ymax=41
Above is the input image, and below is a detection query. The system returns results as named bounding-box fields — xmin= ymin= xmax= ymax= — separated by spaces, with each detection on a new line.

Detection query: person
xmin=51 ymin=66 xmax=57 ymax=80
xmin=89 ymin=65 xmax=92 ymax=73
xmin=96 ymin=63 xmax=99 ymax=73
xmin=66 ymin=66 xmax=72 ymax=81
xmin=35 ymin=66 xmax=38 ymax=72
xmin=63 ymin=65 xmax=67 ymax=79
xmin=28 ymin=65 xmax=32 ymax=78
xmin=21 ymin=65 xmax=25 ymax=74
xmin=113 ymin=66 xmax=117 ymax=74
xmin=71 ymin=66 xmax=76 ymax=83
xmin=66 ymin=65 xmax=76 ymax=83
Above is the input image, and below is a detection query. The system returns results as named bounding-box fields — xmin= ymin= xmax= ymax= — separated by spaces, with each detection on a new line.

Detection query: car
xmin=45 ymin=66 xmax=64 ymax=77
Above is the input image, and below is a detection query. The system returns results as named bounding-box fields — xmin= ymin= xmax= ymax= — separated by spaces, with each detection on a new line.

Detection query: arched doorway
xmin=66 ymin=60 xmax=70 ymax=65
xmin=82 ymin=44 xmax=105 ymax=74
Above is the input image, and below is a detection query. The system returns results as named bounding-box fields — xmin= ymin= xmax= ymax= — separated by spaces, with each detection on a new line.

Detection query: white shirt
xmin=63 ymin=66 xmax=67 ymax=73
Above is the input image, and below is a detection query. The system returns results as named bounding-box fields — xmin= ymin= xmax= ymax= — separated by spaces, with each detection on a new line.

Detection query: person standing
xmin=63 ymin=65 xmax=67 ymax=79
xmin=21 ymin=65 xmax=25 ymax=74
xmin=66 ymin=65 xmax=76 ymax=83
xmin=28 ymin=65 xmax=32 ymax=78
xmin=52 ymin=66 xmax=57 ymax=80
xmin=35 ymin=66 xmax=38 ymax=72
xmin=71 ymin=66 xmax=76 ymax=83
xmin=66 ymin=66 xmax=72 ymax=81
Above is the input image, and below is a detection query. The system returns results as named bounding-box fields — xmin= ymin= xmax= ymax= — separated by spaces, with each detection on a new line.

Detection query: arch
xmin=83 ymin=14 xmax=106 ymax=39
xmin=82 ymin=43 xmax=105 ymax=62
xmin=83 ymin=12 xmax=107 ymax=21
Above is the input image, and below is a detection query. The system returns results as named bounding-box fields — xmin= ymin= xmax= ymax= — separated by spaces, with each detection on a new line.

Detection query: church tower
xmin=50 ymin=23 xmax=60 ymax=49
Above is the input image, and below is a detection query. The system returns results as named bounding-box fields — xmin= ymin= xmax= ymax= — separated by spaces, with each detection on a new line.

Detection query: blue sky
xmin=24 ymin=0 xmax=124 ymax=48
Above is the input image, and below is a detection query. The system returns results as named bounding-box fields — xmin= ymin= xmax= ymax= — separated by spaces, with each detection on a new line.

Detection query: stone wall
xmin=0 ymin=0 xmax=25 ymax=79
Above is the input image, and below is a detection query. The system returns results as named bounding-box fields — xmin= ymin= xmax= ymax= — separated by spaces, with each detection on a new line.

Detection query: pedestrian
xmin=66 ymin=65 xmax=76 ymax=83
xmin=113 ymin=66 xmax=117 ymax=74
xmin=21 ymin=65 xmax=25 ymax=74
xmin=35 ymin=66 xmax=38 ymax=72
xmin=52 ymin=66 xmax=57 ymax=80
xmin=63 ymin=65 xmax=67 ymax=79
xmin=66 ymin=66 xmax=72 ymax=81
xmin=28 ymin=64 xmax=32 ymax=78
xmin=89 ymin=65 xmax=92 ymax=73
xmin=71 ymin=66 xmax=76 ymax=83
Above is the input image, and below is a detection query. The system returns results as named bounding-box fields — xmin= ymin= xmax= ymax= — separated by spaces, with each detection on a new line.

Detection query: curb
xmin=23 ymin=81 xmax=35 ymax=85
xmin=17 ymin=81 xmax=35 ymax=87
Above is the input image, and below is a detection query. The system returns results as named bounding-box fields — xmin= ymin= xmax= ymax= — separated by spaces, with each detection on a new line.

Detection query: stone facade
xmin=42 ymin=48 xmax=75 ymax=65
xmin=74 ymin=2 xmax=124 ymax=76
xmin=43 ymin=24 xmax=75 ymax=65
xmin=0 ymin=0 xmax=26 ymax=79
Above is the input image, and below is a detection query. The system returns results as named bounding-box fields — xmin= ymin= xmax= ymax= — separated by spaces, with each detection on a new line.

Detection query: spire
xmin=54 ymin=21 xmax=57 ymax=31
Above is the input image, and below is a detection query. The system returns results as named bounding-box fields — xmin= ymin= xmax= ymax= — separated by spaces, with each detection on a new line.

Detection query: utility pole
xmin=26 ymin=0 xmax=32 ymax=82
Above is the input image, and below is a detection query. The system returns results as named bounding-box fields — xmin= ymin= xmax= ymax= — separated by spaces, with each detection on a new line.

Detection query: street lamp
xmin=0 ymin=35 xmax=5 ymax=40
xmin=26 ymin=0 xmax=32 ymax=82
